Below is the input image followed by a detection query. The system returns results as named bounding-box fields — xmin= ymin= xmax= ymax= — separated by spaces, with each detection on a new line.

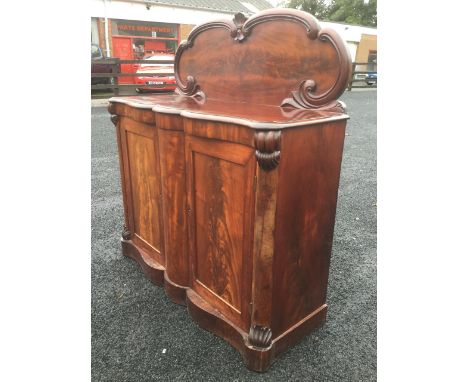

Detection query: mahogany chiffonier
xmin=108 ymin=8 xmax=352 ymax=372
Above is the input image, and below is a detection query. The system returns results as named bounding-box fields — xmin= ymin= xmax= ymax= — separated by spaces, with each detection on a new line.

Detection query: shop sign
xmin=113 ymin=19 xmax=177 ymax=38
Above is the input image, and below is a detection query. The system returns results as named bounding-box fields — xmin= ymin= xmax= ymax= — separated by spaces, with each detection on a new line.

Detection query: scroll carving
xmin=122 ymin=225 xmax=132 ymax=241
xmin=175 ymin=21 xmax=235 ymax=97
xmin=280 ymin=27 xmax=351 ymax=110
xmin=255 ymin=131 xmax=281 ymax=171
xmin=281 ymin=79 xmax=347 ymax=112
xmin=174 ymin=8 xmax=350 ymax=108
xmin=174 ymin=40 xmax=205 ymax=100
xmin=281 ymin=79 xmax=317 ymax=109
xmin=174 ymin=75 xmax=205 ymax=100
xmin=248 ymin=325 xmax=273 ymax=348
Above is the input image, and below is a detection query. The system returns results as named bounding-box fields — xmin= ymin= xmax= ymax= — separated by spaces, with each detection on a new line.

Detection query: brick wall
xmin=180 ymin=24 xmax=196 ymax=41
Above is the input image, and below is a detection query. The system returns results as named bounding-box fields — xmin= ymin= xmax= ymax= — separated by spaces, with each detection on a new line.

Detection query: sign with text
xmin=112 ymin=19 xmax=178 ymax=39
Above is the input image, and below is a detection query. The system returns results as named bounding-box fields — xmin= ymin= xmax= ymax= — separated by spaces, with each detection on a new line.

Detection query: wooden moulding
xmin=120 ymin=224 xmax=189 ymax=303
xmin=121 ymin=236 xmax=165 ymax=286
xmin=186 ymin=290 xmax=328 ymax=372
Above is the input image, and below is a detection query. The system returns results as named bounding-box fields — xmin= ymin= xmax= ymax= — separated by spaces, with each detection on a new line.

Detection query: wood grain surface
xmin=185 ymin=135 xmax=255 ymax=332
xmin=158 ymin=128 xmax=189 ymax=289
xmin=272 ymin=121 xmax=346 ymax=336
xmin=176 ymin=8 xmax=351 ymax=108
xmin=108 ymin=7 xmax=351 ymax=372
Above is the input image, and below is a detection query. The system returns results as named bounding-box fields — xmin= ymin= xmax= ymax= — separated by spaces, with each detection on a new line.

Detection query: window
xmin=368 ymin=50 xmax=377 ymax=71
xmin=91 ymin=44 xmax=103 ymax=59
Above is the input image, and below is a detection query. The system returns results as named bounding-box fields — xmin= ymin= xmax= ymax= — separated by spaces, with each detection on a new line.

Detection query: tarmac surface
xmin=91 ymin=90 xmax=377 ymax=381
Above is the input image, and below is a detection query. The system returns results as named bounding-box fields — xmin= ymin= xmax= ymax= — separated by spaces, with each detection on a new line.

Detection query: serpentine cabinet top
xmin=110 ymin=8 xmax=352 ymax=129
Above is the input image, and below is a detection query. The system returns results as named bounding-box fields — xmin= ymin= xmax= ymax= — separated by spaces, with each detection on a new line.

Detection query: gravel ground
xmin=91 ymin=90 xmax=377 ymax=381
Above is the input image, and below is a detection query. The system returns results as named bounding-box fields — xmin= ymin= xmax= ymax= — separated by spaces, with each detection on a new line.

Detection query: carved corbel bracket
xmin=110 ymin=114 xmax=119 ymax=126
xmin=254 ymin=131 xmax=281 ymax=171
xmin=108 ymin=103 xmax=120 ymax=126
xmin=248 ymin=325 xmax=273 ymax=348
xmin=122 ymin=225 xmax=132 ymax=240
xmin=108 ymin=102 xmax=116 ymax=114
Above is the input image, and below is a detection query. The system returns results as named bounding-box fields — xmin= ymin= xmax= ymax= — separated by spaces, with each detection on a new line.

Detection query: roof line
xmin=123 ymin=0 xmax=256 ymax=15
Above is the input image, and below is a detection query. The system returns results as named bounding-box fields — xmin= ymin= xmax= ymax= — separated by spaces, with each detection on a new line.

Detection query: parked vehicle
xmin=134 ymin=54 xmax=176 ymax=92
xmin=365 ymin=72 xmax=377 ymax=85
xmin=91 ymin=44 xmax=114 ymax=86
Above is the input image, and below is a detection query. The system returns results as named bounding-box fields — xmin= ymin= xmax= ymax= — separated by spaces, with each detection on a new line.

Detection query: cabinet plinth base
xmin=164 ymin=273 xmax=188 ymax=306
xmin=186 ymin=289 xmax=328 ymax=372
xmin=120 ymin=240 xmax=328 ymax=372
xmin=121 ymin=238 xmax=189 ymax=306
xmin=121 ymin=239 xmax=165 ymax=286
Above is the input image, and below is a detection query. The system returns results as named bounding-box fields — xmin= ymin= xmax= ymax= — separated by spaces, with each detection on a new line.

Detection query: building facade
xmin=91 ymin=0 xmax=377 ymax=79
xmin=91 ymin=0 xmax=273 ymax=59
xmin=321 ymin=21 xmax=377 ymax=70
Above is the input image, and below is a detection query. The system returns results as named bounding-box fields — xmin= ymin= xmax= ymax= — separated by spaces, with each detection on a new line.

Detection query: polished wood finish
xmin=186 ymin=133 xmax=256 ymax=332
xmin=272 ymin=121 xmax=346 ymax=336
xmin=175 ymin=8 xmax=351 ymax=109
xmin=109 ymin=103 xmax=165 ymax=285
xmin=108 ymin=9 xmax=351 ymax=372
xmin=156 ymin=114 xmax=189 ymax=304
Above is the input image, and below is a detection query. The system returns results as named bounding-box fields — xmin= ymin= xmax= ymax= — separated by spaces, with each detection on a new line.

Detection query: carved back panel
xmin=175 ymin=9 xmax=352 ymax=109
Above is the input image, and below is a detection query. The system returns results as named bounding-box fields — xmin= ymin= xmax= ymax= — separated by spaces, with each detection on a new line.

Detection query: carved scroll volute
xmin=174 ymin=40 xmax=203 ymax=99
xmin=255 ymin=131 xmax=281 ymax=171
xmin=248 ymin=325 xmax=273 ymax=348
xmin=108 ymin=103 xmax=119 ymax=126
xmin=174 ymin=18 xmax=239 ymax=100
xmin=122 ymin=225 xmax=132 ymax=241
xmin=281 ymin=27 xmax=352 ymax=110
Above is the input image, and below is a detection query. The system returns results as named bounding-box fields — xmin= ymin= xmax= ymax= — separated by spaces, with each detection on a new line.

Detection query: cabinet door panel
xmin=186 ymin=136 xmax=255 ymax=331
xmin=119 ymin=117 xmax=163 ymax=264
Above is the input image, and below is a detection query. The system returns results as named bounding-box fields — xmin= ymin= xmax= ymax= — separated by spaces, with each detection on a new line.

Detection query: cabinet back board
xmin=176 ymin=9 xmax=351 ymax=110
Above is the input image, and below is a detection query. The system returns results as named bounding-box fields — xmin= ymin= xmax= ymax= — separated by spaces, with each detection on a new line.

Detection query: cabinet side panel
xmin=272 ymin=121 xmax=346 ymax=337
xmin=158 ymin=129 xmax=189 ymax=287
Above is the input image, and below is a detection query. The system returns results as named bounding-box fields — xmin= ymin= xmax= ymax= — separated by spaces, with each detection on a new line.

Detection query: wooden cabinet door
xmin=119 ymin=117 xmax=164 ymax=265
xmin=185 ymin=136 xmax=256 ymax=332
